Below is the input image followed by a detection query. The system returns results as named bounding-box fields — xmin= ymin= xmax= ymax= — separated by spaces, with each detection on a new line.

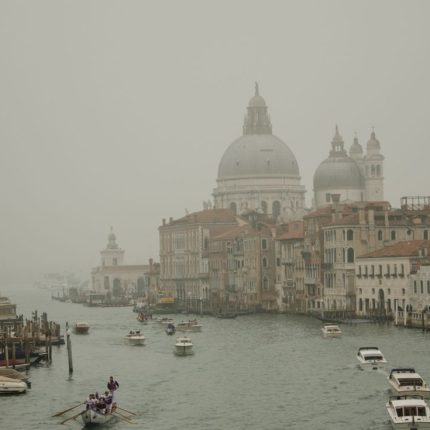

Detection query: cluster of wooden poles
xmin=0 ymin=310 xmax=61 ymax=368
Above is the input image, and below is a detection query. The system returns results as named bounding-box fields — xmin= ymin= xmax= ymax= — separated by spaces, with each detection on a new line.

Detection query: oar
xmin=52 ymin=402 xmax=83 ymax=417
xmin=60 ymin=411 xmax=82 ymax=425
xmin=113 ymin=411 xmax=135 ymax=424
xmin=116 ymin=406 xmax=137 ymax=416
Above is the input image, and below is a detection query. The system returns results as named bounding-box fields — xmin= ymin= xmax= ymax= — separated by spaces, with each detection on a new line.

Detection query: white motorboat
xmin=156 ymin=317 xmax=175 ymax=325
xmin=386 ymin=395 xmax=430 ymax=429
xmin=174 ymin=336 xmax=194 ymax=356
xmin=73 ymin=321 xmax=90 ymax=334
xmin=357 ymin=346 xmax=387 ymax=370
xmin=388 ymin=369 xmax=430 ymax=398
xmin=0 ymin=375 xmax=27 ymax=394
xmin=176 ymin=319 xmax=202 ymax=332
xmin=124 ymin=330 xmax=145 ymax=346
xmin=321 ymin=324 xmax=342 ymax=337
xmin=80 ymin=408 xmax=118 ymax=426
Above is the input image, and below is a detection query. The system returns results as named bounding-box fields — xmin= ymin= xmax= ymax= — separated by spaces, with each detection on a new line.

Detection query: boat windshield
xmin=364 ymin=355 xmax=383 ymax=361
xmin=398 ymin=378 xmax=423 ymax=387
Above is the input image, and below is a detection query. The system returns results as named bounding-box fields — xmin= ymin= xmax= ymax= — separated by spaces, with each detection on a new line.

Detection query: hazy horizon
xmin=1 ymin=0 xmax=429 ymax=283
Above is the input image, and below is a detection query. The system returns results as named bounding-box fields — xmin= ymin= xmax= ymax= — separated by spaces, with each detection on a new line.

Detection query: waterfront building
xmin=313 ymin=127 xmax=384 ymax=208
xmin=213 ymin=83 xmax=306 ymax=222
xmin=158 ymin=208 xmax=238 ymax=309
xmin=91 ymin=228 xmax=148 ymax=300
xmin=355 ymin=240 xmax=430 ymax=319
xmin=275 ymin=220 xmax=305 ymax=313
xmin=209 ymin=213 xmax=279 ymax=312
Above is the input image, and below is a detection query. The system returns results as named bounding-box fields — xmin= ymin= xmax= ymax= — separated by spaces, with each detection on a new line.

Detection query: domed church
xmin=313 ymin=126 xmax=384 ymax=208
xmin=213 ymin=84 xmax=306 ymax=222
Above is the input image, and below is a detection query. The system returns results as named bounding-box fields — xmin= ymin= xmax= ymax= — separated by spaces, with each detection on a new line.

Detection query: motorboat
xmin=386 ymin=395 xmax=430 ymax=429
xmin=388 ymin=369 xmax=430 ymax=398
xmin=0 ymin=368 xmax=31 ymax=388
xmin=124 ymin=330 xmax=145 ymax=346
xmin=357 ymin=346 xmax=387 ymax=370
xmin=73 ymin=321 xmax=90 ymax=334
xmin=321 ymin=324 xmax=342 ymax=337
xmin=156 ymin=317 xmax=175 ymax=325
xmin=174 ymin=336 xmax=194 ymax=356
xmin=176 ymin=319 xmax=202 ymax=332
xmin=165 ymin=323 xmax=176 ymax=335
xmin=80 ymin=408 xmax=118 ymax=426
xmin=0 ymin=375 xmax=27 ymax=394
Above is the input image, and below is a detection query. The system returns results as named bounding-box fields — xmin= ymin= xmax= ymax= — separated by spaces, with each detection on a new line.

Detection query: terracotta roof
xmin=276 ymin=221 xmax=304 ymax=240
xmin=162 ymin=209 xmax=237 ymax=227
xmin=359 ymin=240 xmax=430 ymax=258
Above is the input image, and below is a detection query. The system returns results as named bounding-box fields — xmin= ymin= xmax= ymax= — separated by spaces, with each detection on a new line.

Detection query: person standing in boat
xmin=107 ymin=376 xmax=119 ymax=400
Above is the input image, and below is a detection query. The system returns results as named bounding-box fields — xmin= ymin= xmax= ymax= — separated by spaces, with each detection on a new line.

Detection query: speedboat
xmin=386 ymin=395 xmax=430 ymax=429
xmin=0 ymin=375 xmax=27 ymax=394
xmin=388 ymin=369 xmax=430 ymax=398
xmin=124 ymin=330 xmax=145 ymax=346
xmin=321 ymin=324 xmax=342 ymax=337
xmin=156 ymin=317 xmax=174 ymax=325
xmin=73 ymin=321 xmax=90 ymax=334
xmin=174 ymin=336 xmax=194 ymax=356
xmin=357 ymin=346 xmax=387 ymax=370
xmin=176 ymin=320 xmax=202 ymax=332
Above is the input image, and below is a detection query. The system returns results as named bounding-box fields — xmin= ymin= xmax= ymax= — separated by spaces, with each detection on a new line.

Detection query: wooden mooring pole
xmin=66 ymin=322 xmax=73 ymax=374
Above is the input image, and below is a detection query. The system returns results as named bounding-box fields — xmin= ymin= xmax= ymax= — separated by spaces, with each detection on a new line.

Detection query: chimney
xmin=162 ymin=218 xmax=166 ymax=226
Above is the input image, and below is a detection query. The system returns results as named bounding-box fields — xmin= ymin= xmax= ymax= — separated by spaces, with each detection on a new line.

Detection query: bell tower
xmin=100 ymin=227 xmax=125 ymax=266
xmin=364 ymin=129 xmax=384 ymax=201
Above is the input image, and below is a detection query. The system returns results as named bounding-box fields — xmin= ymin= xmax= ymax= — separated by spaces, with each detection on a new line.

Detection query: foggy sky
xmin=1 ymin=0 xmax=429 ymax=281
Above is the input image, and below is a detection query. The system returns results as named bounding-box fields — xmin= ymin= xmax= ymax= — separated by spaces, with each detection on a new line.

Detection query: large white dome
xmin=218 ymin=134 xmax=300 ymax=178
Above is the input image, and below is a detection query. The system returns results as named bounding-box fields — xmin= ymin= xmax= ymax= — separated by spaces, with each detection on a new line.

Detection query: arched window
xmin=391 ymin=230 xmax=396 ymax=240
xmin=359 ymin=298 xmax=363 ymax=312
xmin=347 ymin=229 xmax=353 ymax=241
xmin=378 ymin=230 xmax=383 ymax=241
xmin=347 ymin=248 xmax=354 ymax=263
xmin=424 ymin=230 xmax=429 ymax=240
xmin=262 ymin=257 xmax=268 ymax=268
xmin=263 ymin=277 xmax=269 ymax=290
xmin=261 ymin=201 xmax=267 ymax=214
xmin=272 ymin=200 xmax=281 ymax=220
xmin=230 ymin=202 xmax=237 ymax=214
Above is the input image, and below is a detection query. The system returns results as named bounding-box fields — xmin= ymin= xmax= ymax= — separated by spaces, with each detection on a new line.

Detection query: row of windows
xmin=357 ymin=264 xmax=405 ymax=277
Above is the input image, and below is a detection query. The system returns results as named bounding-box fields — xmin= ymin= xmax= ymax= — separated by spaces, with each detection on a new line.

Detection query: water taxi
xmin=388 ymin=369 xmax=430 ymax=398
xmin=174 ymin=336 xmax=193 ymax=356
xmin=73 ymin=321 xmax=90 ymax=334
xmin=386 ymin=395 xmax=430 ymax=429
xmin=177 ymin=319 xmax=202 ymax=332
xmin=356 ymin=346 xmax=387 ymax=370
xmin=321 ymin=324 xmax=342 ymax=337
xmin=124 ymin=330 xmax=145 ymax=346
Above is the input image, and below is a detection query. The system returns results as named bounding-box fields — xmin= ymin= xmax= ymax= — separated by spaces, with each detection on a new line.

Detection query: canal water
xmin=1 ymin=284 xmax=430 ymax=430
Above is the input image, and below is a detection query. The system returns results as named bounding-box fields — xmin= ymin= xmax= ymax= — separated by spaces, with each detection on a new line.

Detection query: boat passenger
xmin=107 ymin=376 xmax=119 ymax=399
xmin=103 ymin=391 xmax=113 ymax=413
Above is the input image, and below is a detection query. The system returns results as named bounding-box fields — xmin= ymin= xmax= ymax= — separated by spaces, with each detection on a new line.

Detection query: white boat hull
xmin=174 ymin=345 xmax=194 ymax=356
xmin=387 ymin=411 xmax=430 ymax=429
xmin=125 ymin=336 xmax=145 ymax=346
xmin=0 ymin=378 xmax=27 ymax=394
xmin=81 ymin=409 xmax=117 ymax=426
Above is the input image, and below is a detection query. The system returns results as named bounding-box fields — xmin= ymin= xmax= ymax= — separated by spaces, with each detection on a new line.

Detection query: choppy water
xmin=1 ymin=285 xmax=430 ymax=430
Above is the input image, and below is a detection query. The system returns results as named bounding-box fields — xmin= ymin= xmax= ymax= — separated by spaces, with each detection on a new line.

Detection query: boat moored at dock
xmin=0 ymin=375 xmax=27 ymax=394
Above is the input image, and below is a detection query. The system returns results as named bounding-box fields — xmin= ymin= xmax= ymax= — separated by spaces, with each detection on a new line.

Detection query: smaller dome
xmin=367 ymin=131 xmax=380 ymax=150
xmin=248 ymin=94 xmax=266 ymax=107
